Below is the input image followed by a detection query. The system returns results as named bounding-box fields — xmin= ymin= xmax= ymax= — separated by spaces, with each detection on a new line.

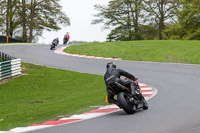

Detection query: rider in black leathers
xmin=53 ymin=38 xmax=59 ymax=46
xmin=104 ymin=62 xmax=138 ymax=106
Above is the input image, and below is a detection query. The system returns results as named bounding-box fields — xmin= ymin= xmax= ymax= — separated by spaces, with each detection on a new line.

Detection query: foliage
xmin=163 ymin=23 xmax=182 ymax=40
xmin=144 ymin=0 xmax=179 ymax=40
xmin=92 ymin=0 xmax=180 ymax=41
xmin=92 ymin=0 xmax=145 ymax=41
xmin=0 ymin=1 xmax=6 ymax=35
xmin=163 ymin=0 xmax=200 ymax=40
xmin=0 ymin=0 xmax=70 ymax=42
xmin=140 ymin=24 xmax=158 ymax=40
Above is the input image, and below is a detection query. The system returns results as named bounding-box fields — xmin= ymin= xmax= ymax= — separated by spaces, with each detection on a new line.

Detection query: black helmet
xmin=106 ymin=62 xmax=116 ymax=69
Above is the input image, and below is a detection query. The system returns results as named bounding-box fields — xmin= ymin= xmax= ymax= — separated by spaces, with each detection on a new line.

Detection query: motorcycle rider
xmin=52 ymin=37 xmax=59 ymax=46
xmin=104 ymin=62 xmax=138 ymax=106
xmin=63 ymin=32 xmax=70 ymax=44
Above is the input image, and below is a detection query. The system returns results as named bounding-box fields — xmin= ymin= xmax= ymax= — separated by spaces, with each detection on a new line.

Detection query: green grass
xmin=65 ymin=40 xmax=200 ymax=64
xmin=0 ymin=63 xmax=107 ymax=130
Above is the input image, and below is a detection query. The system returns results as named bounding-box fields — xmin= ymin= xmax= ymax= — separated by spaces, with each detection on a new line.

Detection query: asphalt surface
xmin=1 ymin=44 xmax=200 ymax=133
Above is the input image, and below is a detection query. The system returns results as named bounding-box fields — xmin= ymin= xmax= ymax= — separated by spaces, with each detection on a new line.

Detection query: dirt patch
xmin=0 ymin=65 xmax=28 ymax=85
xmin=30 ymin=101 xmax=43 ymax=104
xmin=0 ymin=75 xmax=21 ymax=85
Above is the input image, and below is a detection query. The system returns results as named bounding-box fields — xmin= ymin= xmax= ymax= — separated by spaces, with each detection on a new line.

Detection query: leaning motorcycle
xmin=50 ymin=40 xmax=58 ymax=50
xmin=63 ymin=37 xmax=68 ymax=45
xmin=109 ymin=78 xmax=148 ymax=114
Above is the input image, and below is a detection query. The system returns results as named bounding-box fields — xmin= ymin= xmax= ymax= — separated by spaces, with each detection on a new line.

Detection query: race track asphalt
xmin=1 ymin=44 xmax=200 ymax=133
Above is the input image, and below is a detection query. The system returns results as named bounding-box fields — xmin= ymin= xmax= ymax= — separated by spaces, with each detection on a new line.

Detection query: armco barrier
xmin=0 ymin=52 xmax=21 ymax=80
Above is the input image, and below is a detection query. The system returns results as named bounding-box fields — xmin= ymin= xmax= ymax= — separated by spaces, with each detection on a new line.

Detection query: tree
xmin=143 ymin=0 xmax=179 ymax=40
xmin=92 ymin=0 xmax=144 ymax=41
xmin=27 ymin=0 xmax=70 ymax=42
xmin=140 ymin=23 xmax=158 ymax=40
xmin=163 ymin=0 xmax=200 ymax=40
xmin=106 ymin=26 xmax=132 ymax=41
xmin=6 ymin=0 xmax=11 ymax=36
xmin=9 ymin=0 xmax=21 ymax=37
xmin=0 ymin=0 xmax=7 ymax=35
xmin=18 ymin=0 xmax=27 ymax=42
xmin=178 ymin=0 xmax=200 ymax=39
xmin=0 ymin=0 xmax=70 ymax=42
xmin=1 ymin=0 xmax=25 ymax=38
xmin=5 ymin=0 xmax=19 ymax=37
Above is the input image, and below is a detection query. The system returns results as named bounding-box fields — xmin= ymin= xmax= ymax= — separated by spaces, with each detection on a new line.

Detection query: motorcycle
xmin=50 ymin=39 xmax=58 ymax=50
xmin=109 ymin=78 xmax=148 ymax=114
xmin=63 ymin=37 xmax=68 ymax=45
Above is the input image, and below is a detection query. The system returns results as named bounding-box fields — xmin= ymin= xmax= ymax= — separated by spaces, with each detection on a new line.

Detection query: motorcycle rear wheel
xmin=117 ymin=92 xmax=136 ymax=114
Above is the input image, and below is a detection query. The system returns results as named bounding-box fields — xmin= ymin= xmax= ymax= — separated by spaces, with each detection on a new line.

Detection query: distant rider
xmin=63 ymin=32 xmax=70 ymax=44
xmin=104 ymin=62 xmax=138 ymax=106
xmin=52 ymin=37 xmax=59 ymax=46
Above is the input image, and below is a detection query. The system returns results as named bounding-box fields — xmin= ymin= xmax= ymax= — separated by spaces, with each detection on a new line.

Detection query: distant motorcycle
xmin=50 ymin=38 xmax=59 ymax=50
xmin=109 ymin=78 xmax=148 ymax=114
xmin=63 ymin=37 xmax=68 ymax=45
xmin=63 ymin=33 xmax=70 ymax=45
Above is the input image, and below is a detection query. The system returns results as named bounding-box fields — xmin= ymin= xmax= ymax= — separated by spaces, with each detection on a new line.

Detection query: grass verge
xmin=65 ymin=40 xmax=200 ymax=64
xmin=0 ymin=63 xmax=107 ymax=130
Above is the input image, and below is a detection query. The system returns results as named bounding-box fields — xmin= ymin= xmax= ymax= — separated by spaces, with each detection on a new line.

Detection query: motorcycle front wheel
xmin=143 ymin=99 xmax=148 ymax=110
xmin=117 ymin=92 xmax=136 ymax=114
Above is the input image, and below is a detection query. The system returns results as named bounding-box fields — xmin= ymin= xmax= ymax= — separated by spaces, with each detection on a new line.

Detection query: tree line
xmin=92 ymin=0 xmax=200 ymax=41
xmin=0 ymin=0 xmax=70 ymax=43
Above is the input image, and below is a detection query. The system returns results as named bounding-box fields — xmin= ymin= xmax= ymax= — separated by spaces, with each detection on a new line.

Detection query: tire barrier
xmin=0 ymin=52 xmax=21 ymax=80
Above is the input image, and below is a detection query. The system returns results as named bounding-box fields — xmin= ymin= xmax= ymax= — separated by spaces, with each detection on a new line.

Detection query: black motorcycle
xmin=109 ymin=78 xmax=148 ymax=114
xmin=63 ymin=37 xmax=68 ymax=45
xmin=50 ymin=38 xmax=59 ymax=50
